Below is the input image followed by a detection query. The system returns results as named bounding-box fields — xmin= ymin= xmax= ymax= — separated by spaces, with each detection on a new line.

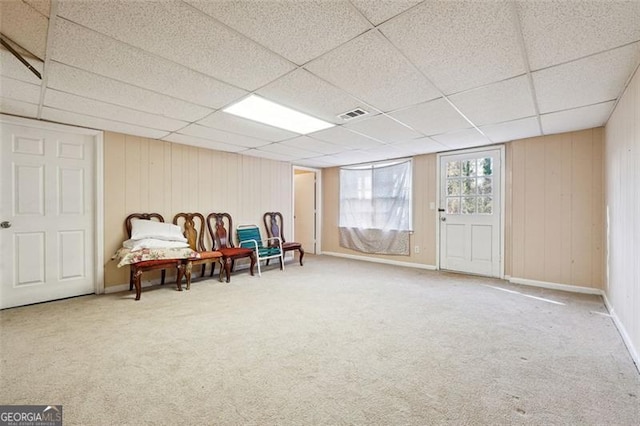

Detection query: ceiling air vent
xmin=338 ymin=108 xmax=369 ymax=121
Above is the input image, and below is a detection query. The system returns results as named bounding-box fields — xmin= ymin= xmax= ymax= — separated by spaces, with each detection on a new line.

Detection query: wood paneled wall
xmin=321 ymin=132 xmax=605 ymax=290
xmin=506 ymin=128 xmax=605 ymax=289
xmin=604 ymin=65 xmax=640 ymax=364
xmin=321 ymin=154 xmax=438 ymax=267
xmin=104 ymin=132 xmax=292 ymax=288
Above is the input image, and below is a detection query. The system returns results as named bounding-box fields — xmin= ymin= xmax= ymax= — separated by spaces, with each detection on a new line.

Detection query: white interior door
xmin=0 ymin=121 xmax=96 ymax=309
xmin=294 ymin=171 xmax=316 ymax=254
xmin=439 ymin=147 xmax=503 ymax=277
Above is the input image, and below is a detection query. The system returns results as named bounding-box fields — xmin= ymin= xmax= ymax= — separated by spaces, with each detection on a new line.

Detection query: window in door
xmin=446 ymin=157 xmax=494 ymax=215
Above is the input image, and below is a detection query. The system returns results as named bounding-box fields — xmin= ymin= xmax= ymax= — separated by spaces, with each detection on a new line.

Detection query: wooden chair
xmin=237 ymin=224 xmax=284 ymax=276
xmin=206 ymin=213 xmax=256 ymax=283
xmin=124 ymin=213 xmax=185 ymax=301
xmin=263 ymin=212 xmax=305 ymax=266
xmin=172 ymin=213 xmax=223 ymax=289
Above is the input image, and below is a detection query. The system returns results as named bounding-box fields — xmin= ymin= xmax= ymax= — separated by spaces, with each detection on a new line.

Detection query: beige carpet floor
xmin=1 ymin=254 xmax=638 ymax=425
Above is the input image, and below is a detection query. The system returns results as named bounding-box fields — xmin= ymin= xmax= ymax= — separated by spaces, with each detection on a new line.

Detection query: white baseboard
xmin=602 ymin=293 xmax=640 ymax=373
xmin=322 ymin=251 xmax=436 ymax=271
xmin=508 ymin=276 xmax=604 ymax=295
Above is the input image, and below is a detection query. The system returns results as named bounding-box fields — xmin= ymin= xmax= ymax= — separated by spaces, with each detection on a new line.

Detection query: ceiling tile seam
xmin=0 ymin=95 xmax=39 ymax=106
xmin=0 ymin=74 xmax=41 ymax=89
xmin=179 ymin=0 xmax=301 ymax=69
xmin=539 ymin=99 xmax=618 ymax=117
xmin=54 ymin=15 xmax=251 ymax=102
xmin=304 ymin=135 xmax=362 ymax=150
xmin=42 ymin=84 xmax=195 ymax=125
xmin=509 ymin=1 xmax=543 ymax=135
xmin=345 ymin=0 xmax=377 ymax=30
xmin=48 ymin=60 xmax=217 ymax=116
xmin=21 ymin=0 xmax=49 ymax=19
xmin=437 ymin=72 xmax=528 ymax=98
xmin=530 ymin=39 xmax=640 ymax=74
xmin=374 ymin=28 xmax=492 ymax=144
xmin=36 ymin=0 xmax=57 ymax=120
xmin=356 ymin=0 xmax=426 ymax=28
xmin=42 ymin=104 xmax=180 ymax=134
xmin=604 ymin=57 xmax=640 ymax=124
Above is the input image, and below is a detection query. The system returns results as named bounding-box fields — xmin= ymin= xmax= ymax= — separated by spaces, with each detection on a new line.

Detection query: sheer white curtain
xmin=339 ymin=159 xmax=412 ymax=254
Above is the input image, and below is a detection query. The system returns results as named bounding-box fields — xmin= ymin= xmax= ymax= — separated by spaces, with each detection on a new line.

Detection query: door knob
xmin=440 ymin=217 xmax=446 ymax=222
xmin=1 ymin=221 xmax=11 ymax=229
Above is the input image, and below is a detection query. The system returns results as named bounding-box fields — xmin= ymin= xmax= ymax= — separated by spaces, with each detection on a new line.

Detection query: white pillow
xmin=130 ymin=219 xmax=187 ymax=242
xmin=123 ymin=238 xmax=190 ymax=252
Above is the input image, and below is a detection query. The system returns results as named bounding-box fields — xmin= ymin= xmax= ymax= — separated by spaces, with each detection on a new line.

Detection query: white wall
xmin=604 ymin=65 xmax=640 ymax=366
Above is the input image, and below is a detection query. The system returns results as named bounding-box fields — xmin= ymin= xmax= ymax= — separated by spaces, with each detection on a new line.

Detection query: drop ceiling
xmin=1 ymin=0 xmax=639 ymax=168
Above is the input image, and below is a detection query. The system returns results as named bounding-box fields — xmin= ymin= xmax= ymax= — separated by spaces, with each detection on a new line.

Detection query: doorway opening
xmin=293 ymin=167 xmax=321 ymax=255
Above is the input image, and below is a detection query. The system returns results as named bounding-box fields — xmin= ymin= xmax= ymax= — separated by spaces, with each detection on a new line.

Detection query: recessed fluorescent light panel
xmin=223 ymin=94 xmax=334 ymax=134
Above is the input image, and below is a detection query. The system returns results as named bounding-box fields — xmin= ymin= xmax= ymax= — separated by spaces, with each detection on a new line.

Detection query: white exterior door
xmin=439 ymin=147 xmax=503 ymax=277
xmin=0 ymin=119 xmax=97 ymax=309
xmin=294 ymin=171 xmax=316 ymax=254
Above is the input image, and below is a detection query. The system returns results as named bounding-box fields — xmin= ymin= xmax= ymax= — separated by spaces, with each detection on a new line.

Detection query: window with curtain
xmin=339 ymin=159 xmax=412 ymax=255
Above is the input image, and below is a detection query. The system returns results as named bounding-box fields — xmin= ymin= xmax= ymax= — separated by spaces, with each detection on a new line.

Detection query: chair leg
xmin=224 ymin=258 xmax=232 ymax=283
xmin=161 ymin=269 xmax=166 ymax=285
xmin=249 ymin=253 xmax=256 ymax=276
xmin=182 ymin=261 xmax=192 ymax=291
xmin=299 ymin=248 xmax=305 ymax=266
xmin=134 ymin=270 xmax=143 ymax=301
xmin=279 ymin=254 xmax=284 ymax=271
xmin=200 ymin=264 xmax=206 ymax=278
xmin=129 ymin=269 xmax=134 ymax=291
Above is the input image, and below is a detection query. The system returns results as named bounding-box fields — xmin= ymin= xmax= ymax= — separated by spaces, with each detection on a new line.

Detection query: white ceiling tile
xmin=43 ymin=90 xmax=189 ymax=132
xmin=0 ymin=0 xmax=49 ymax=58
xmin=57 ymin=0 xmax=295 ymax=90
xmin=391 ymin=137 xmax=449 ymax=155
xmin=541 ymin=102 xmax=614 ymax=135
xmin=389 ymin=98 xmax=470 ymax=136
xmin=345 ymin=114 xmax=422 ymax=143
xmin=380 ymin=0 xmax=525 ymax=94
xmin=310 ymin=126 xmax=386 ymax=150
xmin=41 ymin=107 xmax=170 ymax=139
xmin=180 ymin=124 xmax=270 ymax=149
xmin=0 ymin=97 xmax=39 ymax=118
xmin=1 ymin=77 xmax=41 ymax=104
xmin=280 ymin=136 xmax=343 ymax=155
xmin=257 ymin=69 xmax=372 ymax=125
xmin=305 ymin=30 xmax=440 ymax=112
xmin=186 ymin=0 xmax=371 ymax=65
xmin=257 ymin=142 xmax=317 ymax=159
xmin=351 ymin=0 xmax=424 ymax=25
xmin=195 ymin=111 xmax=297 ymax=142
xmin=163 ymin=133 xmax=246 ymax=153
xmin=364 ymin=144 xmax=410 ymax=161
xmin=243 ymin=149 xmax=295 ymax=162
xmin=324 ymin=150 xmax=381 ymax=166
xmin=0 ymin=48 xmax=43 ymax=84
xmin=479 ymin=117 xmax=541 ymax=143
xmin=293 ymin=156 xmax=341 ymax=168
xmin=518 ymin=0 xmax=640 ymax=70
xmin=431 ymin=128 xmax=491 ymax=150
xmin=50 ymin=19 xmax=247 ymax=109
xmin=47 ymin=62 xmax=213 ymax=122
xmin=533 ymin=43 xmax=640 ymax=114
xmin=449 ymin=76 xmax=536 ymax=126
